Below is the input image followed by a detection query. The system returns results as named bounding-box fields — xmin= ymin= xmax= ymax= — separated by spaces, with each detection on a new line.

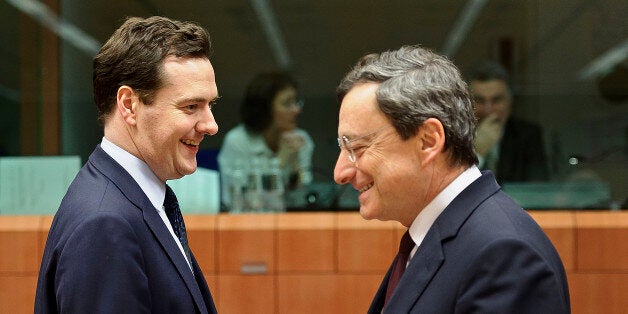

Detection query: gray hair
xmin=336 ymin=45 xmax=478 ymax=167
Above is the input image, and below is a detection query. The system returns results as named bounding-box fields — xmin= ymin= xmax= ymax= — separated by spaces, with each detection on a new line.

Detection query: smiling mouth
xmin=358 ymin=183 xmax=374 ymax=193
xmin=181 ymin=139 xmax=200 ymax=147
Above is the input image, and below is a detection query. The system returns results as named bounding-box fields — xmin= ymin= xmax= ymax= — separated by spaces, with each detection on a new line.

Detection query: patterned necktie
xmin=164 ymin=185 xmax=193 ymax=268
xmin=384 ymin=230 xmax=415 ymax=306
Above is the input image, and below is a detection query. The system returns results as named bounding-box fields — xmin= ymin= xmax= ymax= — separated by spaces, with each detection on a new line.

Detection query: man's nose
xmin=475 ymin=100 xmax=498 ymax=116
xmin=333 ymin=152 xmax=356 ymax=185
xmin=197 ymin=108 xmax=219 ymax=136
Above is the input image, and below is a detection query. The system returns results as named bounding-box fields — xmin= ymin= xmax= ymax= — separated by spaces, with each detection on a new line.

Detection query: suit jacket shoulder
xmin=373 ymin=172 xmax=570 ymax=314
xmin=35 ymin=146 xmax=217 ymax=314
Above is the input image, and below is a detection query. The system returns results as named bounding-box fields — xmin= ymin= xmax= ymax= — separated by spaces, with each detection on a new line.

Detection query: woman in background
xmin=218 ymin=72 xmax=314 ymax=209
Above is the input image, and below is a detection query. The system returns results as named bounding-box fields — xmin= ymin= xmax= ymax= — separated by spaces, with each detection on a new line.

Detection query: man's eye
xmin=187 ymin=104 xmax=197 ymax=110
xmin=209 ymin=96 xmax=221 ymax=110
xmin=352 ymin=145 xmax=367 ymax=155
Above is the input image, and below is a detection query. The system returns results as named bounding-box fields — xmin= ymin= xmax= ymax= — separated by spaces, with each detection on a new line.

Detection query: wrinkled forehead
xmin=470 ymin=79 xmax=510 ymax=98
xmin=338 ymin=82 xmax=390 ymax=137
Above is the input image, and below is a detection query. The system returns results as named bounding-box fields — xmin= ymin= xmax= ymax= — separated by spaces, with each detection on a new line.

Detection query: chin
xmin=186 ymin=166 xmax=198 ymax=175
xmin=282 ymin=122 xmax=297 ymax=130
xmin=359 ymin=206 xmax=381 ymax=221
xmin=177 ymin=163 xmax=197 ymax=177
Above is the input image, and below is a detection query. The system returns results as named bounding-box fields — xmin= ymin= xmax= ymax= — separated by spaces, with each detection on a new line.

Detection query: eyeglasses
xmin=473 ymin=95 xmax=507 ymax=107
xmin=337 ymin=126 xmax=389 ymax=164
xmin=280 ymin=99 xmax=304 ymax=110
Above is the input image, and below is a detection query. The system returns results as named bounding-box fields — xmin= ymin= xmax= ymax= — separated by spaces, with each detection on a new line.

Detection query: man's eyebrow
xmin=339 ymin=131 xmax=357 ymax=139
xmin=341 ymin=133 xmax=369 ymax=143
xmin=180 ymin=95 xmax=221 ymax=104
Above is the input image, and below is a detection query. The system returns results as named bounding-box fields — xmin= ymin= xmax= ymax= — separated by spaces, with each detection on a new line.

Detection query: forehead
xmin=274 ymin=86 xmax=296 ymax=101
xmin=159 ymin=56 xmax=217 ymax=99
xmin=338 ymin=82 xmax=390 ymax=136
xmin=161 ymin=56 xmax=215 ymax=82
xmin=470 ymin=79 xmax=509 ymax=97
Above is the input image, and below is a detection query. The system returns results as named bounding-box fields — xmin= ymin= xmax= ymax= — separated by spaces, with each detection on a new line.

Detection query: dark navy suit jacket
xmin=369 ymin=171 xmax=570 ymax=313
xmin=35 ymin=146 xmax=217 ymax=313
xmin=494 ymin=117 xmax=549 ymax=184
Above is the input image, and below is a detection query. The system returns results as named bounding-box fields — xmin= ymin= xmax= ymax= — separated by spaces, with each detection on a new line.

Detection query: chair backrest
xmin=0 ymin=156 xmax=81 ymax=214
xmin=168 ymin=167 xmax=220 ymax=214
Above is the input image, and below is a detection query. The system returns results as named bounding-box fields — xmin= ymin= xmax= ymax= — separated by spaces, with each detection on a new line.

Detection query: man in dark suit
xmin=468 ymin=60 xmax=549 ymax=184
xmin=35 ymin=16 xmax=219 ymax=313
xmin=334 ymin=46 xmax=570 ymax=313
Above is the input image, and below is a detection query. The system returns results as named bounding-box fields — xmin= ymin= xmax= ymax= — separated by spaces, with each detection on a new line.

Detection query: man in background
xmin=35 ymin=16 xmax=219 ymax=313
xmin=468 ymin=60 xmax=549 ymax=184
xmin=334 ymin=45 xmax=569 ymax=313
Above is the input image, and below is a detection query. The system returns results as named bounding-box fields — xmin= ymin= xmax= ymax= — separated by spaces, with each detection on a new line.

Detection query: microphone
xmin=568 ymin=146 xmax=624 ymax=166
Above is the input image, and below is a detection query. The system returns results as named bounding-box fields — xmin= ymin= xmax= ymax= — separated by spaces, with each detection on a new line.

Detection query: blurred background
xmin=1 ymin=0 xmax=626 ymax=210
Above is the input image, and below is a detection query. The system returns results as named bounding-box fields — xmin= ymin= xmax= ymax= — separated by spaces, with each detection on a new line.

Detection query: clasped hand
xmin=475 ymin=113 xmax=504 ymax=157
xmin=277 ymin=131 xmax=304 ymax=170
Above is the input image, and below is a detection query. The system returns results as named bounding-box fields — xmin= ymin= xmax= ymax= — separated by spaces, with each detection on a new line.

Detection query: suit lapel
xmin=382 ymin=172 xmax=501 ymax=313
xmin=191 ymin=254 xmax=218 ymax=313
xmin=368 ymin=264 xmax=393 ymax=313
xmin=142 ymin=209 xmax=208 ymax=313
xmin=384 ymin=227 xmax=445 ymax=313
xmin=89 ymin=146 xmax=208 ymax=313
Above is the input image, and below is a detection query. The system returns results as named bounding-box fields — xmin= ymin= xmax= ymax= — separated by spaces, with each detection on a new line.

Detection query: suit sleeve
xmin=55 ymin=211 xmax=150 ymax=313
xmin=523 ymin=124 xmax=549 ymax=181
xmin=455 ymin=238 xmax=569 ymax=314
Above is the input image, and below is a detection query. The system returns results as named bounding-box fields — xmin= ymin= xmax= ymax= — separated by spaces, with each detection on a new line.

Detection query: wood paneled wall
xmin=1 ymin=211 xmax=627 ymax=313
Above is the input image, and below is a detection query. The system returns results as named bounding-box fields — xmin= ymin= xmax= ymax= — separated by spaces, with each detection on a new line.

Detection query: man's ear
xmin=418 ymin=117 xmax=446 ymax=166
xmin=116 ymin=85 xmax=139 ymax=126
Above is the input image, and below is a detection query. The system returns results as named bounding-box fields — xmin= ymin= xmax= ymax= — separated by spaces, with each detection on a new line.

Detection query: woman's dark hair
xmin=240 ymin=72 xmax=297 ymax=133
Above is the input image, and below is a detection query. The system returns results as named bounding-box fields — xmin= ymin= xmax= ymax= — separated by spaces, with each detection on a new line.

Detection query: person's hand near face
xmin=470 ymin=79 xmax=511 ymax=158
xmin=277 ymin=130 xmax=305 ymax=171
xmin=474 ymin=112 xmax=503 ymax=157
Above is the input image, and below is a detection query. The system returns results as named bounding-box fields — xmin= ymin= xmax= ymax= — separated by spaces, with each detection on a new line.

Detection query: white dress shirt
xmin=100 ymin=137 xmax=193 ymax=271
xmin=407 ymin=165 xmax=482 ymax=260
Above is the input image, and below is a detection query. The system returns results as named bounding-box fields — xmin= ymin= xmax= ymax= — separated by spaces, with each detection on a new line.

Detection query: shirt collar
xmin=408 ymin=165 xmax=482 ymax=248
xmin=100 ymin=137 xmax=166 ymax=211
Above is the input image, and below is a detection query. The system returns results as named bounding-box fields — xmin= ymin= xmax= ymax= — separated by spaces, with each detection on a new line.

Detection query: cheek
xmin=279 ymin=110 xmax=294 ymax=121
xmin=379 ymin=161 xmax=411 ymax=188
xmin=377 ymin=150 xmax=420 ymax=186
xmin=499 ymin=104 xmax=512 ymax=115
xmin=474 ymin=107 xmax=485 ymax=118
xmin=369 ymin=157 xmax=403 ymax=192
xmin=138 ymin=114 xmax=162 ymax=143
xmin=146 ymin=119 xmax=184 ymax=150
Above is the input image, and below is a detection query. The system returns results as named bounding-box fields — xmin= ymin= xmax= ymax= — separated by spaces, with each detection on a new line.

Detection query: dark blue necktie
xmin=164 ymin=185 xmax=193 ymax=268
